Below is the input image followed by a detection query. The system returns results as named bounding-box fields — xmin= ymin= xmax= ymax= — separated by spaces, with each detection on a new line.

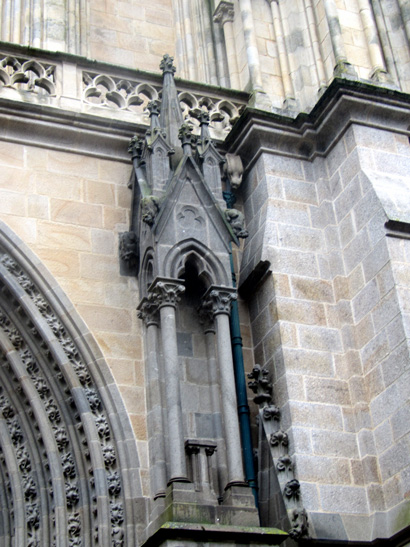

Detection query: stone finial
xmin=202 ymin=287 xmax=237 ymax=317
xmin=224 ymin=153 xmax=243 ymax=190
xmin=160 ymin=53 xmax=176 ymax=75
xmin=147 ymin=99 xmax=161 ymax=117
xmin=128 ymin=135 xmax=144 ymax=158
xmin=141 ymin=195 xmax=160 ymax=226
xmin=224 ymin=208 xmax=248 ymax=239
xmin=213 ymin=1 xmax=235 ymax=25
xmin=147 ymin=99 xmax=161 ymax=131
xmin=178 ymin=123 xmax=196 ymax=155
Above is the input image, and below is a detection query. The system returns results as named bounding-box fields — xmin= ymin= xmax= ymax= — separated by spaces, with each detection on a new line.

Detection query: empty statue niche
xmin=176 ymin=256 xmax=221 ymax=442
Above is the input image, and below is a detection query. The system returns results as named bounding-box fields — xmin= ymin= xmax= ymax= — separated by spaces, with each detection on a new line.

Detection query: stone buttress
xmin=121 ymin=54 xmax=286 ymax=546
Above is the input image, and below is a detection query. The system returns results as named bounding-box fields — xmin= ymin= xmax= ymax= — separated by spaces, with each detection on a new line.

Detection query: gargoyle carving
xmin=141 ymin=195 xmax=160 ymax=225
xmin=224 ymin=153 xmax=243 ymax=190
xmin=119 ymin=231 xmax=138 ymax=269
xmin=224 ymin=208 xmax=249 ymax=239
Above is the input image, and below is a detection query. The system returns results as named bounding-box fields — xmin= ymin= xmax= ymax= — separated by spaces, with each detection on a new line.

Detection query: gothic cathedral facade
xmin=0 ymin=0 xmax=409 ymax=546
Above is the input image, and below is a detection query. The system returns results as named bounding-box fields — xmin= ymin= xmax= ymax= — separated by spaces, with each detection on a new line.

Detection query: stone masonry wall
xmin=241 ymin=123 xmax=410 ymax=540
xmin=0 ymin=141 xmax=150 ymax=495
xmin=89 ymin=0 xmax=175 ymax=72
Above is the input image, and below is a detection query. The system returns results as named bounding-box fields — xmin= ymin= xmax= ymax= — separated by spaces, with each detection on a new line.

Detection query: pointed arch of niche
xmin=140 ymin=248 xmax=155 ymax=297
xmin=163 ymin=239 xmax=230 ymax=287
xmin=0 ymin=222 xmax=147 ymax=547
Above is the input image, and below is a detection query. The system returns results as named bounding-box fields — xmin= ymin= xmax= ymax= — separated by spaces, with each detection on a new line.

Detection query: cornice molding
xmin=225 ymin=78 xmax=410 ymax=170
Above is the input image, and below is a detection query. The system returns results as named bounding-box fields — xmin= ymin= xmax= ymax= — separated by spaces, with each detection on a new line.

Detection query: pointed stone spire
xmin=159 ymin=54 xmax=184 ymax=153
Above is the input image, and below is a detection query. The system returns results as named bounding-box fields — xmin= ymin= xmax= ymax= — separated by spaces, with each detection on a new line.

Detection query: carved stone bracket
xmin=201 ymin=286 xmax=237 ymax=317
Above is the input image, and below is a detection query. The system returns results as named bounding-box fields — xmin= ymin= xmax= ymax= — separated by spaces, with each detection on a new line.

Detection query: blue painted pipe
xmin=224 ymin=191 xmax=258 ymax=508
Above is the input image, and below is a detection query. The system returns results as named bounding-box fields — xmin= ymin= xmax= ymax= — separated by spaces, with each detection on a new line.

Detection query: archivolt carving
xmin=0 ymin=223 xmax=146 ymax=546
xmin=0 ymin=55 xmax=56 ymax=95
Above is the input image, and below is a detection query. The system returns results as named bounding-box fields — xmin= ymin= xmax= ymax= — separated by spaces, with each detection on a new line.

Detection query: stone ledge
xmin=142 ymin=521 xmax=288 ymax=547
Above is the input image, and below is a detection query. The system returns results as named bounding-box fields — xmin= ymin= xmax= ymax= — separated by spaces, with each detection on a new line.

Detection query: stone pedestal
xmin=142 ymin=522 xmax=288 ymax=547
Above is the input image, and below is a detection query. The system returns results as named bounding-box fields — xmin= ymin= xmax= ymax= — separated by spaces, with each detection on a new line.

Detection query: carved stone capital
xmin=202 ymin=286 xmax=237 ymax=317
xmin=213 ymin=1 xmax=235 ymax=25
xmin=149 ymin=278 xmax=185 ymax=309
xmin=137 ymin=297 xmax=160 ymax=326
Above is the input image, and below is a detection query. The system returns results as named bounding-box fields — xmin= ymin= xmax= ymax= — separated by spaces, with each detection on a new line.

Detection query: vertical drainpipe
xmin=223 ymin=190 xmax=258 ymax=508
